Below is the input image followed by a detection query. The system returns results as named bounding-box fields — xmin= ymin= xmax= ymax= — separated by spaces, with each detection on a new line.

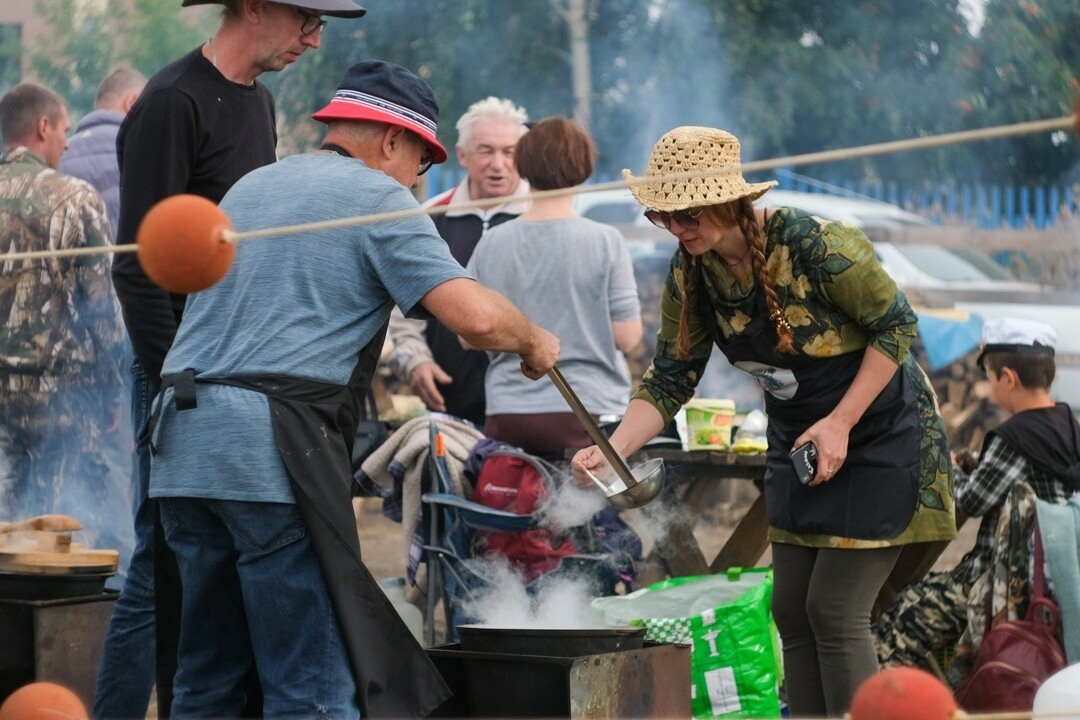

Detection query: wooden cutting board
xmin=0 ymin=532 xmax=119 ymax=574
xmin=0 ymin=547 xmax=119 ymax=574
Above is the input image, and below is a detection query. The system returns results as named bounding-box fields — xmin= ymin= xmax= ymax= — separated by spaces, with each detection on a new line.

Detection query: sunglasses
xmin=296 ymin=7 xmax=328 ymax=36
xmin=644 ymin=208 xmax=704 ymax=230
xmin=407 ymin=132 xmax=435 ymax=176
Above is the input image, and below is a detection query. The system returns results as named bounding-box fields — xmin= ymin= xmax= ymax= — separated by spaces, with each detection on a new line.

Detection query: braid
xmin=738 ymin=201 xmax=796 ymax=354
xmin=677 ymin=245 xmax=696 ymax=361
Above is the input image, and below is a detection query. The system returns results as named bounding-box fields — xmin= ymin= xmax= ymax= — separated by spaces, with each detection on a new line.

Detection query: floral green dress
xmin=633 ymin=208 xmax=955 ymax=548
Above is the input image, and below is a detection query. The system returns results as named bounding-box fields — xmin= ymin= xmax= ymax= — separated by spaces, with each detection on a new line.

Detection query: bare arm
xmin=612 ymin=318 xmax=644 ymax=354
xmin=794 ymin=346 xmax=900 ymax=486
xmin=570 ymin=397 xmax=666 ymax=483
xmin=420 ymin=278 xmax=559 ymax=380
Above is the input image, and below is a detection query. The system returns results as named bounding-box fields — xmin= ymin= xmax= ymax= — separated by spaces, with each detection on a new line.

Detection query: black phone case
xmin=789 ymin=442 xmax=817 ymax=485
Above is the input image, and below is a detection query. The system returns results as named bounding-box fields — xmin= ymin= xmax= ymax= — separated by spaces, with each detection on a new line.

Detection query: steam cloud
xmin=457 ymin=556 xmax=607 ymax=629
xmin=451 ymin=463 xmax=692 ymax=630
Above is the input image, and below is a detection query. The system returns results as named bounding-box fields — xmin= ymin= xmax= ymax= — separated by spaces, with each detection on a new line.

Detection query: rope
xmin=2 ymin=113 xmax=1075 ymax=264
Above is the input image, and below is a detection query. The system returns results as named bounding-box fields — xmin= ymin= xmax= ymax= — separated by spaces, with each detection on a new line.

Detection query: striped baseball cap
xmin=312 ymin=60 xmax=447 ymax=164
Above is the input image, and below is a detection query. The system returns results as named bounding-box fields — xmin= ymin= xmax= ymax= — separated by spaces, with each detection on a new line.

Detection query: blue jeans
xmin=94 ymin=360 xmax=158 ymax=719
xmin=159 ymin=498 xmax=359 ymax=719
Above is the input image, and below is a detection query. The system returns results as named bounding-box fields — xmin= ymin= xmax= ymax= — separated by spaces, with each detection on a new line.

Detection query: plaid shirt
xmin=952 ymin=434 xmax=1072 ymax=583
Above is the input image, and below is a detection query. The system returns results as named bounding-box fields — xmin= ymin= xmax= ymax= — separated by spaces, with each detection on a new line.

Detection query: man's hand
xmin=408 ymin=360 xmax=452 ymax=413
xmin=519 ymin=328 xmax=560 ymax=381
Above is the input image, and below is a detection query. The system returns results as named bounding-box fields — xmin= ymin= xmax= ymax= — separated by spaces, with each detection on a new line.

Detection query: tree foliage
xmin=20 ymin=0 xmax=1079 ymax=187
xmin=28 ymin=0 xmax=115 ymax=114
xmin=25 ymin=0 xmax=213 ymax=120
xmin=961 ymin=0 xmax=1080 ymax=183
xmin=705 ymin=0 xmax=977 ymax=186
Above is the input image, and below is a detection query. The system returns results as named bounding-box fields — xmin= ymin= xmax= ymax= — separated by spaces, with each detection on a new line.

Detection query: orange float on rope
xmin=0 ymin=681 xmax=88 ymax=720
xmin=136 ymin=194 xmax=236 ymax=294
xmin=849 ymin=667 xmax=958 ymax=720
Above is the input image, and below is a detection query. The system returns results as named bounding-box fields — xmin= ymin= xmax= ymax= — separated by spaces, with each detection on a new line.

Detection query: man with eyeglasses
xmin=146 ymin=59 xmax=559 ymax=719
xmin=99 ymin=2 xmax=365 ymax=719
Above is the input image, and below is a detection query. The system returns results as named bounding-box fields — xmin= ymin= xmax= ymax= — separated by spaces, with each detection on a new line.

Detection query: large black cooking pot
xmin=456 ymin=624 xmax=647 ymax=657
xmin=0 ymin=570 xmax=113 ymax=600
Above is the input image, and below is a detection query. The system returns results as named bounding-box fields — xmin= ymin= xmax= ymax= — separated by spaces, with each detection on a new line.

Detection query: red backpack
xmin=468 ymin=446 xmax=576 ymax=583
xmin=953 ymin=515 xmax=1067 ymax=712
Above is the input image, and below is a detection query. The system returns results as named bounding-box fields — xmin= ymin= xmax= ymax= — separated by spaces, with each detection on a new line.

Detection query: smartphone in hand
xmin=789 ymin=442 xmax=818 ymax=485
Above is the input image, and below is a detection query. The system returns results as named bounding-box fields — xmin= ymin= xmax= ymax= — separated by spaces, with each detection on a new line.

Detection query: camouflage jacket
xmin=0 ymin=147 xmax=123 ymax=394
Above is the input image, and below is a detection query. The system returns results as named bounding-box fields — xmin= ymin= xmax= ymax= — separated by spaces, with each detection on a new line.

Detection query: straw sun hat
xmin=622 ymin=126 xmax=777 ymax=212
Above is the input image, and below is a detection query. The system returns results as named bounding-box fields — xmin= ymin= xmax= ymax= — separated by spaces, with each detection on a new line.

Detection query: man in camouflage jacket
xmin=0 ymin=82 xmax=125 ymax=550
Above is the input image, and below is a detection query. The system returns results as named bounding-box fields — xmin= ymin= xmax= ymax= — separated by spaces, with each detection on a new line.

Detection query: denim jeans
xmin=159 ymin=498 xmax=359 ymax=719
xmin=94 ymin=359 xmax=158 ymax=719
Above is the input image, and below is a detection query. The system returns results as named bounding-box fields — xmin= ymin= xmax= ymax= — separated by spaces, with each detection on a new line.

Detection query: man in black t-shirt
xmin=98 ymin=2 xmax=365 ymax=718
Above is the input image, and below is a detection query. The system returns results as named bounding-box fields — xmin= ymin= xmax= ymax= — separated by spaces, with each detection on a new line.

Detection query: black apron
xmin=696 ymin=272 xmax=919 ymax=540
xmin=159 ymin=325 xmax=450 ymax=717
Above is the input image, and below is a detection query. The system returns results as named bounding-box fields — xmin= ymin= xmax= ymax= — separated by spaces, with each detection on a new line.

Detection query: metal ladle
xmin=547 ymin=366 xmax=664 ymax=509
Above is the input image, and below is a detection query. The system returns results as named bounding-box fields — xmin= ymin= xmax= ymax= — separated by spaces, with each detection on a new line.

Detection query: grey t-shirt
xmin=467 ymin=215 xmax=640 ymax=416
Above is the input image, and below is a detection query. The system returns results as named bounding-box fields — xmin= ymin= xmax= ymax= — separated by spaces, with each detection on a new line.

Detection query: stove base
xmin=0 ymin=592 xmax=118 ymax=709
xmin=426 ymin=640 xmax=690 ymax=718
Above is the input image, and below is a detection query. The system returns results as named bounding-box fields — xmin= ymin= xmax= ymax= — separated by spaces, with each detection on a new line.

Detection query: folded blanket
xmin=358 ymin=414 xmax=485 ymax=580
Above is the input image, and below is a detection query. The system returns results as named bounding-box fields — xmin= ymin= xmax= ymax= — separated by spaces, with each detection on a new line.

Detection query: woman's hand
xmin=796 ymin=347 xmax=899 ymax=486
xmin=793 ymin=414 xmax=852 ymax=487
xmin=570 ymin=445 xmax=611 ymax=488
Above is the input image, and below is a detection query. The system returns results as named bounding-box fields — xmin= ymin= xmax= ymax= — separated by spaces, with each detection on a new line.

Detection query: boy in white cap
xmin=876 ymin=317 xmax=1080 ymax=684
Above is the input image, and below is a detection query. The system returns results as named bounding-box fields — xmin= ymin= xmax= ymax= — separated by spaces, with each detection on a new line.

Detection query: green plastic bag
xmin=593 ymin=569 xmax=782 ymax=719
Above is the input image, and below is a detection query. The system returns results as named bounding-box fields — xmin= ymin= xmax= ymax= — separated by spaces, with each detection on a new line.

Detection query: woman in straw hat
xmin=572 ymin=126 xmax=956 ymax=716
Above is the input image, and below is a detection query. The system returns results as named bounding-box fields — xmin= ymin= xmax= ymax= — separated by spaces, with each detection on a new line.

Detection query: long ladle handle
xmin=546 ymin=366 xmax=639 ymax=489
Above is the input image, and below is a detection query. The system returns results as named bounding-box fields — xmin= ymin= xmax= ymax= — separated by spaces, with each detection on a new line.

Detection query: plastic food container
xmin=684 ymin=399 xmax=736 ymax=450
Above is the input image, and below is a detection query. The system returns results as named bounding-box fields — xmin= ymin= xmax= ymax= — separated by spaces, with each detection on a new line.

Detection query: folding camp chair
xmin=419 ymin=422 xmax=630 ymax=645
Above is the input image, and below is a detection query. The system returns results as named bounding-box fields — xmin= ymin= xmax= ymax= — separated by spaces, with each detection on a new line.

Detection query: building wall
xmin=0 ymin=0 xmax=45 ymax=81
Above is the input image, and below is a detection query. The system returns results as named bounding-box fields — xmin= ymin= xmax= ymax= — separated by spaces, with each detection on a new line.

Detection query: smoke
xmin=0 ymin=347 xmax=136 ymax=587
xmin=633 ymin=489 xmax=686 ymax=553
xmin=0 ymin=426 xmax=15 ymax=518
xmin=536 ymin=470 xmax=607 ymax=531
xmin=457 ymin=555 xmax=607 ymax=629
xmin=449 ymin=462 xmax=696 ymax=631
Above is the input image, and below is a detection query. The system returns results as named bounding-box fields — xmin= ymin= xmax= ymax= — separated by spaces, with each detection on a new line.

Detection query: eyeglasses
xmin=644 ymin=208 xmax=704 ymax=230
xmin=408 ymin=132 xmax=435 ymax=176
xmin=296 ymin=7 xmax=327 ymax=36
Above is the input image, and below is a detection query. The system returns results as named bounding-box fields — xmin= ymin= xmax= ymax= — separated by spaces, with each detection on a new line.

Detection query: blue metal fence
xmin=774 ymin=176 xmax=1078 ymax=230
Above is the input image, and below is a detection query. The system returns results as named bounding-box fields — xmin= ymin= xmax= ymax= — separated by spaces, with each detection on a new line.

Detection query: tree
xmin=962 ymin=0 xmax=1079 ymax=184
xmin=24 ymin=1 xmax=1076 ymax=191
xmin=119 ymin=0 xmax=216 ymax=78
xmin=0 ymin=24 xmax=20 ymax=95
xmin=28 ymin=0 xmax=114 ymax=116
xmin=551 ymin=0 xmax=594 ymax=131
xmin=703 ymin=0 xmax=975 ymax=187
xmin=26 ymin=0 xmax=213 ymax=120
